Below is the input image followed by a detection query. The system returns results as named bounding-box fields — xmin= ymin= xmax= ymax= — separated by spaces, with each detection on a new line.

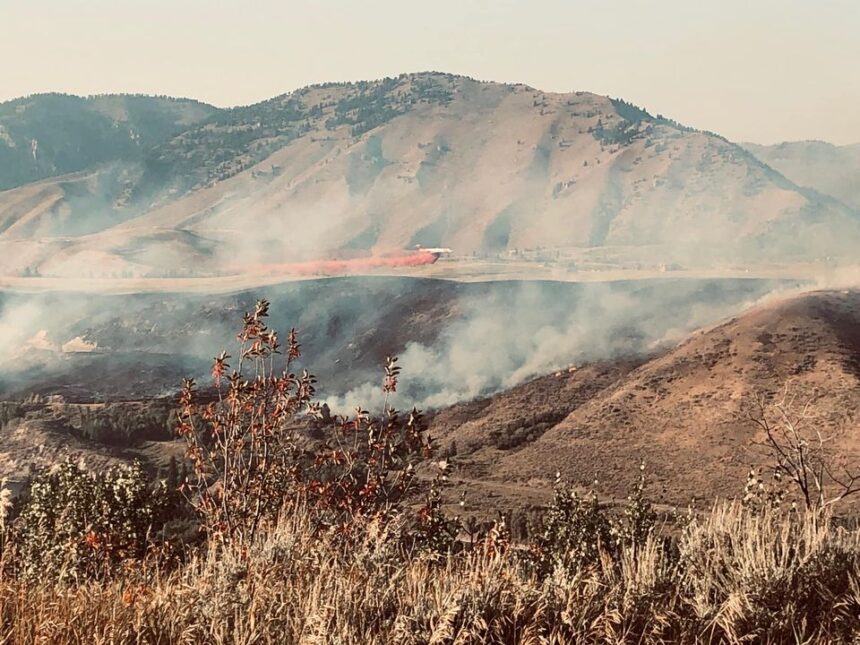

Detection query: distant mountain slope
xmin=0 ymin=166 xmax=146 ymax=239
xmin=0 ymin=93 xmax=218 ymax=191
xmin=744 ymin=140 xmax=860 ymax=210
xmin=1 ymin=74 xmax=859 ymax=276
xmin=431 ymin=289 xmax=860 ymax=507
xmin=134 ymin=74 xmax=460 ymax=198
xmin=112 ymin=74 xmax=860 ymax=266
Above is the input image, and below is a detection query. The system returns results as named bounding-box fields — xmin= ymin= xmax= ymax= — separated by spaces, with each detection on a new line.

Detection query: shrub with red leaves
xmin=178 ymin=300 xmax=434 ymax=544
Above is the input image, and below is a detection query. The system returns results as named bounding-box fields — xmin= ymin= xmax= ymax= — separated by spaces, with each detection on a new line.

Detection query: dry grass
xmin=1 ymin=502 xmax=859 ymax=644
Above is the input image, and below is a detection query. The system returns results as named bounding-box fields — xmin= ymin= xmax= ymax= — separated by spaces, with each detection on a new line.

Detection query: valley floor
xmin=0 ymin=258 xmax=834 ymax=294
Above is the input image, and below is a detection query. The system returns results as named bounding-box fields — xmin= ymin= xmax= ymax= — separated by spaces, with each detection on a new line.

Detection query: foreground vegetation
xmin=1 ymin=300 xmax=860 ymax=643
xmin=2 ymin=502 xmax=860 ymax=643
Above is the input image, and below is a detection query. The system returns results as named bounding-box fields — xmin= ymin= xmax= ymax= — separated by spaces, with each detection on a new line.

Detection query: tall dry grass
xmin=1 ymin=502 xmax=859 ymax=644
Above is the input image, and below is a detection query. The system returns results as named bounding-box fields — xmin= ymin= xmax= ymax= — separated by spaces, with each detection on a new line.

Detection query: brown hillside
xmin=2 ymin=74 xmax=858 ymax=277
xmin=430 ymin=290 xmax=860 ymax=509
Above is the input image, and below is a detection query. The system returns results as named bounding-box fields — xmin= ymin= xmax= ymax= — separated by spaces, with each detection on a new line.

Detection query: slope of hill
xmin=744 ymin=140 xmax=860 ymax=210
xmin=0 ymin=94 xmax=219 ymax=243
xmin=0 ymin=94 xmax=218 ymax=191
xmin=1 ymin=74 xmax=858 ymax=277
xmin=0 ymin=165 xmax=149 ymax=240
xmin=430 ymin=289 xmax=860 ymax=509
xmin=93 ymin=74 xmax=860 ymax=267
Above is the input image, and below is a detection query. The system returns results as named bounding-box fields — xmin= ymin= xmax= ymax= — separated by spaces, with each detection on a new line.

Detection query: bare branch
xmin=747 ymin=387 xmax=859 ymax=513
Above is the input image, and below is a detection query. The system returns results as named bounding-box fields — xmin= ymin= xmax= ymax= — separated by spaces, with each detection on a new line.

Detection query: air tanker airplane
xmin=414 ymin=245 xmax=454 ymax=258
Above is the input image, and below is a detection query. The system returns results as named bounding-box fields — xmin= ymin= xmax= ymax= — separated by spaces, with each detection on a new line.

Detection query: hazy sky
xmin=2 ymin=0 xmax=858 ymax=144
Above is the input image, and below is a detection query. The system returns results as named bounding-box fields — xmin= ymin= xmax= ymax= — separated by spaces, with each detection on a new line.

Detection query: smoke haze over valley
xmin=0 ymin=276 xmax=796 ymax=407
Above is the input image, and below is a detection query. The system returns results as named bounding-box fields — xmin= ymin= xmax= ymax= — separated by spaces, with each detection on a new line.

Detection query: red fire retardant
xmin=246 ymin=251 xmax=440 ymax=276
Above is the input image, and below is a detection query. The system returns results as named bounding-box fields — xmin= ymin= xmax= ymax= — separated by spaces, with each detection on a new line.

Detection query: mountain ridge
xmin=1 ymin=73 xmax=858 ymax=277
xmin=742 ymin=140 xmax=860 ymax=211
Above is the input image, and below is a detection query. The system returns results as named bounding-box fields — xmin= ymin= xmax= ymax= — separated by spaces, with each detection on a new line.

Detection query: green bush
xmin=531 ymin=471 xmax=656 ymax=577
xmin=11 ymin=460 xmax=174 ymax=582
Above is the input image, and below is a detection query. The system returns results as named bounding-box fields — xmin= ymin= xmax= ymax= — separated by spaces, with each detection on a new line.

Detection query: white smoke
xmin=328 ymin=279 xmax=810 ymax=413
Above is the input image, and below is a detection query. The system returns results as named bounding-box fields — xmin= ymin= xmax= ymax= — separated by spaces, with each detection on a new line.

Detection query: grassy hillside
xmin=114 ymin=74 xmax=860 ymax=266
xmin=0 ymin=93 xmax=217 ymax=191
xmin=430 ymin=289 xmax=860 ymax=510
xmin=2 ymin=74 xmax=859 ymax=276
